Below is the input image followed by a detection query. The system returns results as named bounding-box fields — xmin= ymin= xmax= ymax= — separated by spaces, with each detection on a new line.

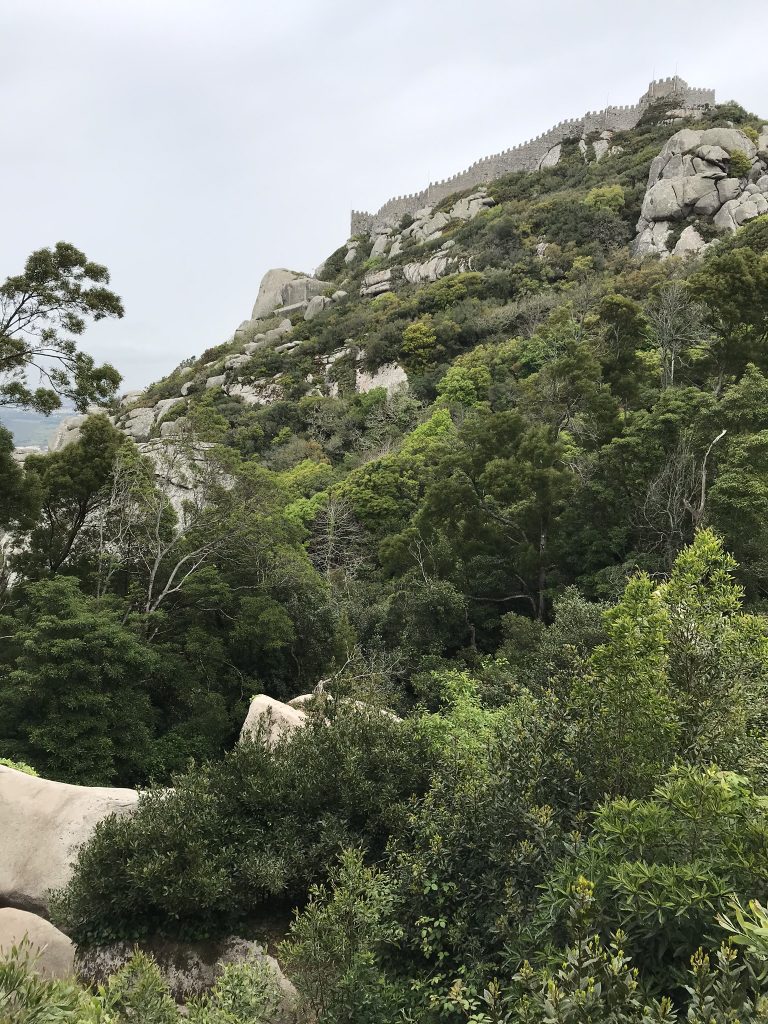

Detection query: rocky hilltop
xmin=351 ymin=76 xmax=716 ymax=233
xmin=46 ymin=77 xmax=767 ymax=458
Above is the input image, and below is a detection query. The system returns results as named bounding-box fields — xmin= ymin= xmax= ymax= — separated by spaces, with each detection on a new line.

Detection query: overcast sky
xmin=2 ymin=0 xmax=766 ymax=392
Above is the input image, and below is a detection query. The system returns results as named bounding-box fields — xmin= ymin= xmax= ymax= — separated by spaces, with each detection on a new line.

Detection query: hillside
xmin=81 ymin=78 xmax=768 ymax=619
xmin=3 ymin=78 xmax=768 ymax=1023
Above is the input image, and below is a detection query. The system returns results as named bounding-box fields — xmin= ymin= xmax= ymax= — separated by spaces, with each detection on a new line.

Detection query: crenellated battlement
xmin=351 ymin=77 xmax=715 ymax=235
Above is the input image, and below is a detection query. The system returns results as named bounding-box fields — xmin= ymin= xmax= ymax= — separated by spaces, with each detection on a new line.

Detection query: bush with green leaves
xmin=0 ymin=756 xmax=38 ymax=775
xmin=537 ymin=766 xmax=768 ymax=983
xmin=282 ymin=849 xmax=407 ymax=1024
xmin=469 ymin=928 xmax=768 ymax=1024
xmin=0 ymin=942 xmax=285 ymax=1023
xmin=729 ymin=149 xmax=753 ymax=178
xmin=0 ymin=939 xmax=104 ymax=1023
xmin=186 ymin=957 xmax=285 ymax=1024
xmin=53 ymin=706 xmax=434 ymax=945
xmin=278 ymin=689 xmax=579 ymax=1021
xmin=0 ymin=576 xmax=158 ymax=785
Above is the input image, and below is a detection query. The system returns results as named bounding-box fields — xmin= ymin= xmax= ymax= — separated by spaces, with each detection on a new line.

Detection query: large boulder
xmin=48 ymin=414 xmax=86 ymax=452
xmin=280 ymin=277 xmax=328 ymax=308
xmin=304 ymin=294 xmax=332 ymax=320
xmin=402 ymin=248 xmax=469 ymax=284
xmin=238 ymin=695 xmax=307 ymax=747
xmin=634 ymin=126 xmax=767 ymax=257
xmin=355 ymin=363 xmax=408 ymax=395
xmin=538 ymin=143 xmax=562 ymax=169
xmin=370 ymin=233 xmax=391 ymax=259
xmin=122 ymin=406 xmax=156 ymax=441
xmin=449 ymin=190 xmax=494 ymax=221
xmin=76 ymin=936 xmax=297 ymax=1006
xmin=402 ymin=209 xmax=451 ymax=243
xmin=0 ymin=908 xmax=75 ymax=979
xmin=360 ymin=268 xmax=392 ymax=297
xmin=0 ymin=765 xmax=138 ymax=916
xmin=227 ymin=379 xmax=284 ymax=406
xmin=251 ymin=268 xmax=300 ymax=320
xmin=673 ymin=225 xmax=707 ymax=257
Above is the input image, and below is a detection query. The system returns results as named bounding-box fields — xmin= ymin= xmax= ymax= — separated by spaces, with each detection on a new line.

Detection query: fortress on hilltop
xmin=351 ymin=76 xmax=716 ymax=235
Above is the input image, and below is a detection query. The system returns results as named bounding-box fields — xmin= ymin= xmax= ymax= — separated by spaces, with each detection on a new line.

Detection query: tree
xmin=597 ymin=293 xmax=649 ymax=408
xmin=572 ymin=572 xmax=677 ymax=800
xmin=94 ymin=436 xmax=243 ymax=628
xmin=400 ymin=315 xmax=441 ymax=372
xmin=435 ymin=364 xmax=491 ymax=408
xmin=689 ymin=247 xmax=768 ymax=390
xmin=412 ymin=411 xmax=575 ymax=620
xmin=308 ymin=492 xmax=368 ymax=592
xmin=661 ymin=528 xmax=768 ymax=767
xmin=0 ymin=576 xmax=156 ymax=784
xmin=645 ymin=280 xmax=708 ymax=389
xmin=19 ymin=414 xmax=126 ymax=576
xmin=0 ymin=424 xmax=36 ymax=533
xmin=634 ymin=425 xmax=726 ymax=569
xmin=0 ymin=242 xmax=123 ymax=412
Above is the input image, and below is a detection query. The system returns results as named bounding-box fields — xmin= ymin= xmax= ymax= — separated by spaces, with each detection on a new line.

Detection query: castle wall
xmin=351 ymin=78 xmax=715 ymax=236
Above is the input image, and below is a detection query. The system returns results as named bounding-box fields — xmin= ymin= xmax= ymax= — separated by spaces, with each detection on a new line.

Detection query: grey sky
xmin=2 ymin=0 xmax=766 ymax=391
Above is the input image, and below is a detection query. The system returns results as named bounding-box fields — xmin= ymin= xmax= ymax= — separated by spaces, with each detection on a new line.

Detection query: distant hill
xmin=0 ymin=407 xmax=72 ymax=448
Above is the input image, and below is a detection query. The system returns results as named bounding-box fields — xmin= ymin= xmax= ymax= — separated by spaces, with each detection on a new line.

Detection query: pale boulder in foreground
xmin=0 ymin=765 xmax=138 ymax=916
xmin=0 ymin=907 xmax=75 ymax=979
xmin=239 ymin=693 xmax=403 ymax=748
xmin=238 ymin=693 xmax=307 ymax=746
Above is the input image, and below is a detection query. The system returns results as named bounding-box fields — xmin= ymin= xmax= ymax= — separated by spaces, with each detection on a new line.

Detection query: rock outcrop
xmin=48 ymin=414 xmax=87 ymax=452
xmin=355 ymin=191 xmax=488 ymax=295
xmin=237 ymin=269 xmax=329 ymax=338
xmin=76 ymin=936 xmax=297 ymax=1005
xmin=305 ymin=294 xmax=332 ymax=320
xmin=250 ymin=268 xmax=300 ymax=320
xmin=634 ymin=126 xmax=768 ymax=257
xmin=355 ymin=363 xmax=408 ymax=395
xmin=0 ymin=764 xmax=138 ymax=916
xmin=402 ymin=247 xmax=469 ymax=285
xmin=360 ymin=268 xmax=392 ymax=297
xmin=0 ymin=908 xmax=75 ymax=978
xmin=238 ymin=694 xmax=307 ymax=747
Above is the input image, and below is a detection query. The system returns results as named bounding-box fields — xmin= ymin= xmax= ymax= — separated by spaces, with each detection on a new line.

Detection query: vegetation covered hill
xmin=3 ymin=94 xmax=768 ymax=1022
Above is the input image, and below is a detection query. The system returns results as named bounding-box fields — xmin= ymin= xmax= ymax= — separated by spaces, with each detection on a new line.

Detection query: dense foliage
xmin=0 ymin=942 xmax=283 ymax=1023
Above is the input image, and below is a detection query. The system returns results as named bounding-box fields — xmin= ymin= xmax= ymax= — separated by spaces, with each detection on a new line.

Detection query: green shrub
xmin=281 ymin=849 xmax=406 ymax=1024
xmin=537 ymin=766 xmax=768 ymax=982
xmin=0 ymin=757 xmax=38 ymax=775
xmin=729 ymin=149 xmax=753 ymax=178
xmin=187 ymin=957 xmax=284 ymax=1023
xmin=0 ymin=942 xmax=285 ymax=1023
xmin=0 ymin=939 xmax=104 ymax=1022
xmin=52 ymin=707 xmax=434 ymax=944
xmin=472 ymin=924 xmax=768 ymax=1024
xmin=584 ymin=184 xmax=625 ymax=213
xmin=103 ymin=950 xmax=179 ymax=1023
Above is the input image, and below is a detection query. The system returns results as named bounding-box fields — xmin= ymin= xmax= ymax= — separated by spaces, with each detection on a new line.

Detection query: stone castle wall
xmin=351 ymin=77 xmax=716 ymax=235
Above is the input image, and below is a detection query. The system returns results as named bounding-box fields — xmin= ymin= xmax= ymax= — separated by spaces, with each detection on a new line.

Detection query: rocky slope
xmin=636 ymin=125 xmax=768 ymax=256
xmin=41 ymin=100 xmax=767 ymax=461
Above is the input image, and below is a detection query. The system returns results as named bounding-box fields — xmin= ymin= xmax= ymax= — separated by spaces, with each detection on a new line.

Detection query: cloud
xmin=1 ymin=0 xmax=766 ymax=390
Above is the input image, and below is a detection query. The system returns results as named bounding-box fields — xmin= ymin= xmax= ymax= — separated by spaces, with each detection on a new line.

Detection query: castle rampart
xmin=350 ymin=77 xmax=715 ymax=236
